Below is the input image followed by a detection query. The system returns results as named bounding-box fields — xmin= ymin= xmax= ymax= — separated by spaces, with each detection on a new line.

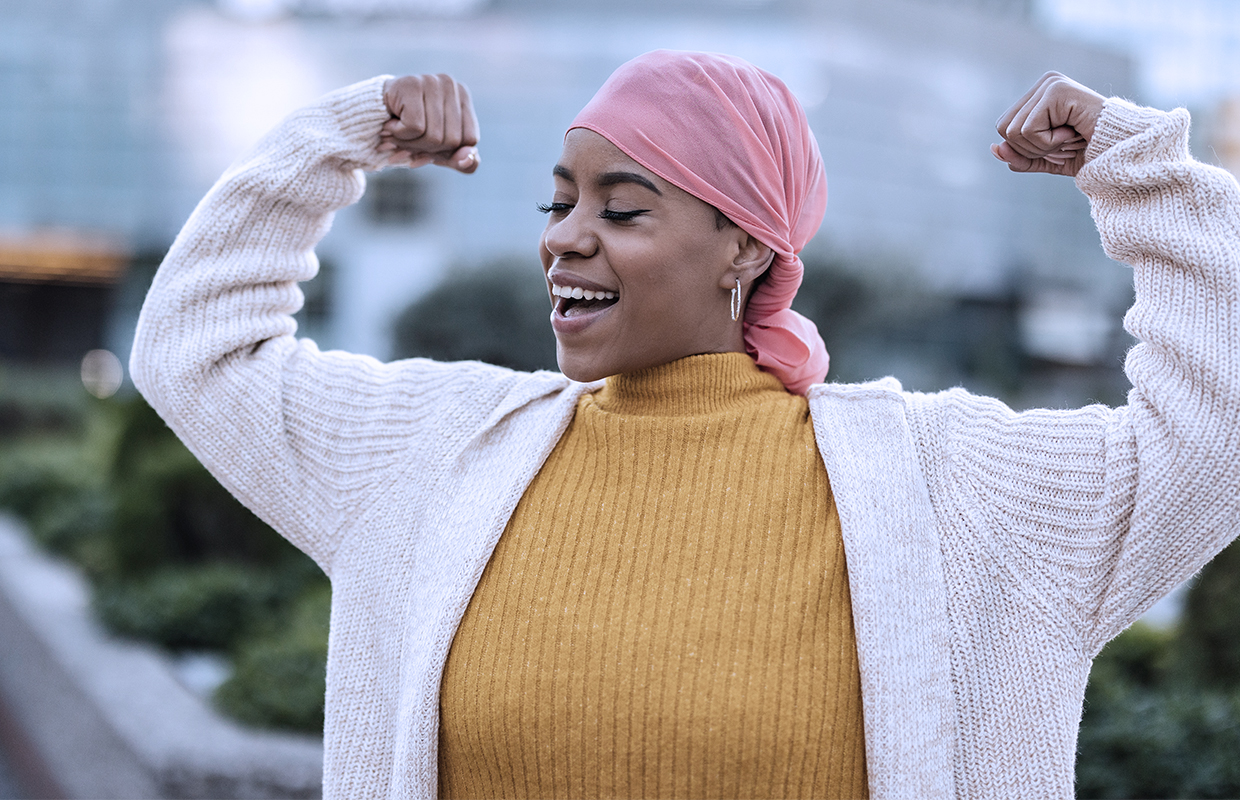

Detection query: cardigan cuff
xmin=1084 ymin=97 xmax=1175 ymax=163
xmin=319 ymin=74 xmax=397 ymax=172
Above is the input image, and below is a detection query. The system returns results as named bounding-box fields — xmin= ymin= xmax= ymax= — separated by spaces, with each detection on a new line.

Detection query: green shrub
xmin=1077 ymin=621 xmax=1240 ymax=798
xmin=0 ymin=450 xmax=89 ymax=522
xmin=1177 ymin=539 xmax=1240 ymax=690
xmin=28 ymin=485 xmax=114 ymax=572
xmin=0 ymin=363 xmax=87 ymax=437
xmin=94 ymin=563 xmax=280 ymax=651
xmin=0 ymin=434 xmax=113 ymax=569
xmin=101 ymin=396 xmax=304 ymax=577
xmin=1077 ymin=684 xmax=1240 ymax=798
xmin=1087 ymin=621 xmax=1177 ymax=697
xmin=0 ymin=386 xmax=332 ymax=733
xmin=215 ymin=583 xmax=331 ymax=732
xmin=391 ymin=260 xmax=557 ymax=372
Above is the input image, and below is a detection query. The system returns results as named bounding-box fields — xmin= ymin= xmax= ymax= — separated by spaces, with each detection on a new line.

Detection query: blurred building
xmin=1038 ymin=0 xmax=1240 ymax=110
xmin=0 ymin=0 xmax=1136 ymax=385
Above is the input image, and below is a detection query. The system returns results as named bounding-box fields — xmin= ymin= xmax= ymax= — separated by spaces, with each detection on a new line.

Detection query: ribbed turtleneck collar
xmin=592 ymin=352 xmax=788 ymax=417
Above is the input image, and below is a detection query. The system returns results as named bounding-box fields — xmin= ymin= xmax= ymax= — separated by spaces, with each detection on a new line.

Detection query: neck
xmin=593 ymin=352 xmax=785 ymax=417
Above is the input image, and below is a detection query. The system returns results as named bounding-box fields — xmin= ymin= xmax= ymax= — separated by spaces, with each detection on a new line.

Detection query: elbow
xmin=128 ymin=318 xmax=164 ymax=411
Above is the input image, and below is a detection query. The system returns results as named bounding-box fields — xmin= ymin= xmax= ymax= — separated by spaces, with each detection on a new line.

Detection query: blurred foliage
xmin=102 ymin=396 xmax=303 ymax=577
xmin=0 ymin=362 xmax=91 ymax=437
xmin=216 ymin=583 xmax=331 ymax=732
xmin=1078 ymin=681 xmax=1240 ymax=798
xmin=391 ymin=259 xmax=557 ymax=371
xmin=1077 ymin=539 xmax=1240 ymax=798
xmin=0 ymin=384 xmax=328 ymax=733
xmin=95 ymin=563 xmax=281 ymax=651
xmin=1177 ymin=540 xmax=1240 ymax=689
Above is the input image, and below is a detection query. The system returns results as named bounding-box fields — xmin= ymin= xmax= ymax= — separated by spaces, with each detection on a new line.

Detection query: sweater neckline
xmin=591 ymin=352 xmax=788 ymax=417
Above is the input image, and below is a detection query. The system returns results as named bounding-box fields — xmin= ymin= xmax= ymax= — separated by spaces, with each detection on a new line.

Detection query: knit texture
xmin=438 ymin=353 xmax=866 ymax=799
xmin=130 ymin=78 xmax=1240 ymax=799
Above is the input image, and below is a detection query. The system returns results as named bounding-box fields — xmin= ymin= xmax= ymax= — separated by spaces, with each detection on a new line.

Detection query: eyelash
xmin=536 ymin=203 xmax=649 ymax=222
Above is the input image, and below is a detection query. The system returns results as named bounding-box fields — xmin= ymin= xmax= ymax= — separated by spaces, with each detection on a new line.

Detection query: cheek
xmin=656 ymin=232 xmax=730 ymax=294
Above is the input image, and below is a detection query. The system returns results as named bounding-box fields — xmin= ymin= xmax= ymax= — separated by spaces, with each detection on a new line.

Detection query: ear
xmin=719 ymin=230 xmax=775 ymax=291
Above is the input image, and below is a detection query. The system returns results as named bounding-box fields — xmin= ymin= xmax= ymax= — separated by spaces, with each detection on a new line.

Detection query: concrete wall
xmin=0 ymin=515 xmax=322 ymax=799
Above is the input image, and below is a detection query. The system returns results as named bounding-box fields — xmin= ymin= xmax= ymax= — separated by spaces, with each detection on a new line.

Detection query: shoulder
xmin=376 ymin=354 xmax=588 ymax=426
xmin=806 ymin=378 xmax=1114 ymax=475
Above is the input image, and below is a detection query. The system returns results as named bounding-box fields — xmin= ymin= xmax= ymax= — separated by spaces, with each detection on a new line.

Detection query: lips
xmin=550 ymin=282 xmax=619 ymax=319
xmin=547 ymin=278 xmax=620 ymax=333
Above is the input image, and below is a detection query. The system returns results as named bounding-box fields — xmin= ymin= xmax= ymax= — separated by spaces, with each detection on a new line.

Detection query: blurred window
xmin=0 ymin=232 xmax=126 ymax=364
xmin=365 ymin=170 xmax=427 ymax=227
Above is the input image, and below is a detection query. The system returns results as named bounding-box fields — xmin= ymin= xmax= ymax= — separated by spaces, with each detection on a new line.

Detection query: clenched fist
xmin=992 ymin=72 xmax=1106 ymax=177
xmin=380 ymin=73 xmax=480 ymax=173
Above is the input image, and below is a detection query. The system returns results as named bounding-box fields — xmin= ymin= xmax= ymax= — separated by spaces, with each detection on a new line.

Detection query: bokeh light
xmin=80 ymin=349 xmax=123 ymax=399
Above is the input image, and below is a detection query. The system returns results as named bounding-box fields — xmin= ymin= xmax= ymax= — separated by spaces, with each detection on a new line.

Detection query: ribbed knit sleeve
xmin=129 ymin=78 xmax=564 ymax=575
xmin=910 ymin=98 xmax=1240 ymax=657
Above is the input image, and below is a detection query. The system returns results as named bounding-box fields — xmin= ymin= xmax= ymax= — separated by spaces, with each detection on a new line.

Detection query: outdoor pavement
xmin=0 ymin=695 xmax=47 ymax=800
xmin=0 ymin=746 xmax=29 ymax=800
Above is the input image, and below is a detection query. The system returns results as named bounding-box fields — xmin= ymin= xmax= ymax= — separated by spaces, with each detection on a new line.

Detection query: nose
xmin=541 ymin=206 xmax=597 ymax=261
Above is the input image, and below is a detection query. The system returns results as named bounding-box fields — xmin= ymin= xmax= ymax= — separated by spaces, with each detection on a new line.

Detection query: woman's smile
xmin=547 ymin=272 xmax=620 ymax=330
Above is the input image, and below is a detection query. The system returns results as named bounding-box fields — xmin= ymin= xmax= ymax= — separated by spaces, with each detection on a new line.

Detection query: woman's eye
xmin=599 ymin=208 xmax=649 ymax=222
xmin=537 ymin=202 xmax=572 ymax=215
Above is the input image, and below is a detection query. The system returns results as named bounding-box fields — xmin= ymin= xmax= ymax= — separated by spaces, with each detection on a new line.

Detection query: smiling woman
xmin=130 ymin=50 xmax=1240 ymax=800
xmin=538 ymin=129 xmax=772 ymax=382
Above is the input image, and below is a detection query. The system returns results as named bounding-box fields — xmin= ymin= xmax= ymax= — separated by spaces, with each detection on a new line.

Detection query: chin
xmin=556 ymin=355 xmax=608 ymax=383
xmin=555 ymin=343 xmax=629 ymax=383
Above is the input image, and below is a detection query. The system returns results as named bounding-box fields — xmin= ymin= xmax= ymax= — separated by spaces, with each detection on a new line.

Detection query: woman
xmin=131 ymin=51 xmax=1240 ymax=799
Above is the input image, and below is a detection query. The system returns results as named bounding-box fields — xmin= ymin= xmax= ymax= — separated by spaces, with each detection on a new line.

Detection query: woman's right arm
xmin=130 ymin=76 xmax=486 ymax=574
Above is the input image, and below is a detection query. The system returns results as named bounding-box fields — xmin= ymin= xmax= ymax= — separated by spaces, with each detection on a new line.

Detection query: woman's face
xmin=539 ymin=128 xmax=748 ymax=383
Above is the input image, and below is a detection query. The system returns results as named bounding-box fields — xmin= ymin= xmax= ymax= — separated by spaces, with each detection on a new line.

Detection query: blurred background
xmin=2 ymin=0 xmax=1240 ymax=797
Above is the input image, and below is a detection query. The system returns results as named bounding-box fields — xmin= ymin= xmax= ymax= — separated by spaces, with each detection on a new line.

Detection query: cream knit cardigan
xmin=131 ymin=77 xmax=1240 ymax=799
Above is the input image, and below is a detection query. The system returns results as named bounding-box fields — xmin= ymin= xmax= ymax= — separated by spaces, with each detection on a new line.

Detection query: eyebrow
xmin=598 ymin=171 xmax=662 ymax=195
xmin=552 ymin=165 xmax=662 ymax=196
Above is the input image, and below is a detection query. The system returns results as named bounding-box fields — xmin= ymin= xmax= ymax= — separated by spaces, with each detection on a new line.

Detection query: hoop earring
xmin=731 ymin=278 xmax=741 ymax=322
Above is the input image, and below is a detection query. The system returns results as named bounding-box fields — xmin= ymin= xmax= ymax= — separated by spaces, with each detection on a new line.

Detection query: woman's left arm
xmin=948 ymin=76 xmax=1240 ymax=653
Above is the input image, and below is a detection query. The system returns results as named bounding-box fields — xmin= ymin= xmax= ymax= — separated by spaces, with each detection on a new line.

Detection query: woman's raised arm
xmin=922 ymin=76 xmax=1240 ymax=654
xmin=129 ymin=75 xmax=539 ymax=575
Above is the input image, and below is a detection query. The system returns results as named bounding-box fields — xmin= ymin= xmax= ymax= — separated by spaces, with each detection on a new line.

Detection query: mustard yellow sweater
xmin=439 ymin=353 xmax=867 ymax=799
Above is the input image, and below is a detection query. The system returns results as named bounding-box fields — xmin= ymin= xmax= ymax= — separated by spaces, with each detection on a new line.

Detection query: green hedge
xmin=1077 ymin=563 xmax=1240 ymax=800
xmin=0 ymin=391 xmax=329 ymax=733
xmin=216 ymin=583 xmax=331 ymax=732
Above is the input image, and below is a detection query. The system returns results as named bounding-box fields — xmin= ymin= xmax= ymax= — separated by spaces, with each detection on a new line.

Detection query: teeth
xmin=551 ymin=283 xmax=617 ymax=301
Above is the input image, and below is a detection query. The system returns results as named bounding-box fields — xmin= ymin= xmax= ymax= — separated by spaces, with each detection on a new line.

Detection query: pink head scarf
xmin=570 ymin=50 xmax=830 ymax=394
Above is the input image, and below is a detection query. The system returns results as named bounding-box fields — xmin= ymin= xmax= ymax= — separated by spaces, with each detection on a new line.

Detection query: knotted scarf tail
xmin=744 ymin=308 xmax=830 ymax=395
